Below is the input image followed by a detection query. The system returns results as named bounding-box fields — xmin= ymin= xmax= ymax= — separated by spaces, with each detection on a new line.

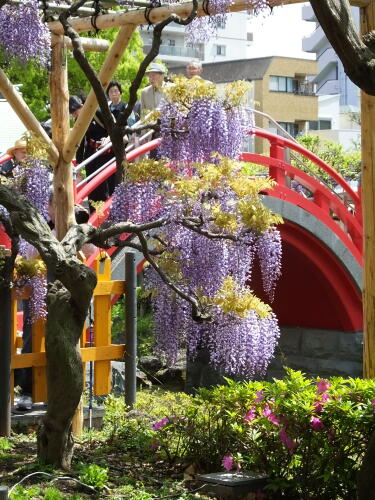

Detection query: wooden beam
xmin=0 ymin=68 xmax=59 ymax=164
xmin=64 ymin=36 xmax=110 ymax=52
xmin=48 ymin=0 xmax=370 ymax=34
xmin=63 ymin=23 xmax=136 ymax=164
xmin=50 ymin=35 xmax=75 ymax=239
xmin=361 ymin=2 xmax=375 ymax=378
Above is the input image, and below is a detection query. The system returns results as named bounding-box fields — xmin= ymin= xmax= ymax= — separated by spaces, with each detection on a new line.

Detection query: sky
xmin=247 ymin=3 xmax=316 ymax=60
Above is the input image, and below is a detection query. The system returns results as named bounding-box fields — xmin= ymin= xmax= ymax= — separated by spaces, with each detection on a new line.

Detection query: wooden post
xmin=125 ymin=251 xmax=137 ymax=408
xmin=63 ymin=24 xmax=136 ymax=165
xmin=361 ymin=2 xmax=375 ymax=377
xmin=0 ymin=253 xmax=12 ymax=437
xmin=93 ymin=254 xmax=112 ymax=395
xmin=50 ymin=34 xmax=75 ymax=240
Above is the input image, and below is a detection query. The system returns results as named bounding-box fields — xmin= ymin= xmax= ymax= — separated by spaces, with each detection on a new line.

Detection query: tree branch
xmin=0 ymin=185 xmax=96 ymax=308
xmin=136 ymin=230 xmax=211 ymax=322
xmin=310 ymin=0 xmax=375 ymax=95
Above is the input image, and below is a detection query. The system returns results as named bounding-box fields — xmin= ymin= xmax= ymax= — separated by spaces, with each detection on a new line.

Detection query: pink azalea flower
xmin=321 ymin=393 xmax=330 ymax=402
xmin=222 ymin=455 xmax=234 ymax=471
xmin=152 ymin=417 xmax=169 ymax=431
xmin=279 ymin=426 xmax=297 ymax=453
xmin=316 ymin=379 xmax=331 ymax=394
xmin=262 ymin=404 xmax=280 ymax=425
xmin=255 ymin=390 xmax=264 ymax=402
xmin=310 ymin=416 xmax=325 ymax=431
xmin=313 ymin=400 xmax=323 ymax=413
xmin=245 ymin=408 xmax=256 ymax=422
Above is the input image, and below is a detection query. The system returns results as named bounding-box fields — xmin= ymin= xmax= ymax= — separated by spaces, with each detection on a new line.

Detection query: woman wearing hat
xmin=0 ymin=138 xmax=27 ymax=177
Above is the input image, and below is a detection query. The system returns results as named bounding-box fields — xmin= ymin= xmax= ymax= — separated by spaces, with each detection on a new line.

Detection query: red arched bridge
xmin=0 ymin=128 xmax=363 ymax=333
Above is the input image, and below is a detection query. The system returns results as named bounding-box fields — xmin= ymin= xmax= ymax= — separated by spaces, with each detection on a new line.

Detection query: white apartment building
xmin=301 ymin=3 xmax=360 ymax=149
xmin=139 ymin=11 xmax=250 ymax=69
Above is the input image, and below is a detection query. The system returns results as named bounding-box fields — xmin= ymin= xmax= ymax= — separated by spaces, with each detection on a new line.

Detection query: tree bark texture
xmin=0 ymin=186 xmax=97 ymax=468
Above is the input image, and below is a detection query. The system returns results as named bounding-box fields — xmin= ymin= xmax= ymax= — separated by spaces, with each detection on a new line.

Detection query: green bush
xmin=294 ymin=135 xmax=361 ymax=188
xmin=151 ymin=369 xmax=375 ymax=499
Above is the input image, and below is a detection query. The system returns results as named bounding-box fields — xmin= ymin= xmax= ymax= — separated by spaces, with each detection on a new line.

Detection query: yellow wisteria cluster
xmin=22 ymin=131 xmax=50 ymax=167
xmin=126 ymin=155 xmax=283 ymax=234
xmin=14 ymin=256 xmax=46 ymax=279
xmin=209 ymin=276 xmax=272 ymax=319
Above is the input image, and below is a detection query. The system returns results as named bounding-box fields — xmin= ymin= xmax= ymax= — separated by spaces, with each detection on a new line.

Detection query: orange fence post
xmin=93 ymin=253 xmax=112 ymax=395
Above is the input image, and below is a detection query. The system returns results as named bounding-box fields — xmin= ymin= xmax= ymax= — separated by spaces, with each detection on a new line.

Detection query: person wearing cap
xmin=69 ymin=95 xmax=111 ymax=213
xmin=140 ymin=63 xmax=169 ymax=159
xmin=0 ymin=138 xmax=27 ymax=177
xmin=140 ymin=62 xmax=168 ymax=115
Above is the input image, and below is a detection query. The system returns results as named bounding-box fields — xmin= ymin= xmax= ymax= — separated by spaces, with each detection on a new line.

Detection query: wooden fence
xmin=11 ymin=254 xmax=126 ymax=403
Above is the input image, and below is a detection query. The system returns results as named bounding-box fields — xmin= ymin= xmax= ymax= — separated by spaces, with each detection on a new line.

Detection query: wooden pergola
xmin=0 ymin=0 xmax=374 ymax=377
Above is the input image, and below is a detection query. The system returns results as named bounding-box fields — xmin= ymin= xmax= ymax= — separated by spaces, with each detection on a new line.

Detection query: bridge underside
xmin=254 ymin=197 xmax=363 ymax=333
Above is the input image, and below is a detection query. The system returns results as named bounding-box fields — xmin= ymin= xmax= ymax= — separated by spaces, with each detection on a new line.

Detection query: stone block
xmin=338 ymin=332 xmax=363 ymax=362
xmin=317 ymin=358 xmax=362 ymax=378
xmin=197 ymin=471 xmax=269 ymax=500
xmin=300 ymin=329 xmax=340 ymax=358
xmin=278 ymin=327 xmax=302 ymax=355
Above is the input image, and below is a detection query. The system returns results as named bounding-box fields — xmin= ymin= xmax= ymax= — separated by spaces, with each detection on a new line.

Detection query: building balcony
xmin=143 ymin=44 xmax=204 ymax=60
xmin=317 ymin=47 xmax=337 ymax=77
xmin=317 ymin=79 xmax=340 ymax=95
xmin=302 ymin=25 xmax=325 ymax=53
xmin=302 ymin=3 xmax=316 ymax=22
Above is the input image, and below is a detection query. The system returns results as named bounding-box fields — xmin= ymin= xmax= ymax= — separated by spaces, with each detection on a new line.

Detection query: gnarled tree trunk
xmin=37 ymin=264 xmax=96 ymax=468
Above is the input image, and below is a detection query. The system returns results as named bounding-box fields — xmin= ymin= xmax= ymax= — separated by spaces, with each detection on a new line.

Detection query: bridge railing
xmin=244 ymin=129 xmax=363 ymax=263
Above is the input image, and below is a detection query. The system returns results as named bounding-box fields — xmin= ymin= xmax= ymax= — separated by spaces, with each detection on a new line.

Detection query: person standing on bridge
xmin=140 ymin=63 xmax=169 ymax=159
xmin=69 ymin=95 xmax=111 ymax=213
xmin=106 ymin=81 xmax=136 ymax=195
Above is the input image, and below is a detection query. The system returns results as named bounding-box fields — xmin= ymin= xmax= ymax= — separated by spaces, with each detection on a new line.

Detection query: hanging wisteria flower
xmin=0 ymin=0 xmax=51 ymax=66
xmin=256 ymin=227 xmax=282 ymax=302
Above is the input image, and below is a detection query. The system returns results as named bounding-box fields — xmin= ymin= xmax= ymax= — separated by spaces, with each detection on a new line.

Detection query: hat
xmin=145 ymin=63 xmax=166 ymax=74
xmin=69 ymin=95 xmax=83 ymax=113
xmin=6 ymin=139 xmax=27 ymax=156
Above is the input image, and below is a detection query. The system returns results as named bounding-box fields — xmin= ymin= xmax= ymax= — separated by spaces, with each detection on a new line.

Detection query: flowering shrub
xmin=150 ymin=369 xmax=375 ymax=499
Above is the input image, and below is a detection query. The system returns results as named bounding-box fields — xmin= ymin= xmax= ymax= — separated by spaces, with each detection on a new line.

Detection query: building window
xmin=247 ymin=32 xmax=253 ymax=42
xmin=168 ymin=39 xmax=176 ymax=46
xmin=278 ymin=122 xmax=299 ymax=137
xmin=309 ymin=120 xmax=332 ymax=131
xmin=216 ymin=45 xmax=226 ymax=56
xmin=319 ymin=119 xmax=331 ymax=130
xmin=217 ymin=19 xmax=226 ymax=29
xmin=269 ymin=75 xmax=298 ymax=93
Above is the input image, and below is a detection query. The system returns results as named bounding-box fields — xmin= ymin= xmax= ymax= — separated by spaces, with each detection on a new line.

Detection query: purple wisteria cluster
xmin=0 ymin=0 xmax=51 ymax=66
xmin=256 ymin=226 xmax=282 ymax=302
xmin=108 ymin=180 xmax=161 ymax=223
xmin=143 ymin=218 xmax=281 ymax=377
xmin=186 ymin=0 xmax=275 ymax=44
xmin=11 ymin=158 xmax=50 ymax=320
xmin=159 ymin=98 xmax=250 ymax=163
xmin=29 ymin=273 xmax=48 ymax=322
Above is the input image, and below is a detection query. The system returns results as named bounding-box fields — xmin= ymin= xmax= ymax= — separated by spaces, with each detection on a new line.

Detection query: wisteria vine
xmin=110 ymin=77 xmax=283 ymax=378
